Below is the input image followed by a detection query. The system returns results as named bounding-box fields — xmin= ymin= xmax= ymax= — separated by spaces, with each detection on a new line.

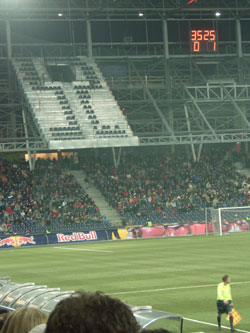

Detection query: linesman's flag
xmin=226 ymin=308 xmax=242 ymax=326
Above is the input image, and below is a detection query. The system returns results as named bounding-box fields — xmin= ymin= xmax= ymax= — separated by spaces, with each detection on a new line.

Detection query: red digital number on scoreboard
xmin=191 ymin=29 xmax=216 ymax=53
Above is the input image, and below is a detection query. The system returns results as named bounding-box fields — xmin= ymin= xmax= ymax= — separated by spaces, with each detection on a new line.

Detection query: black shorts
xmin=217 ymin=300 xmax=233 ymax=314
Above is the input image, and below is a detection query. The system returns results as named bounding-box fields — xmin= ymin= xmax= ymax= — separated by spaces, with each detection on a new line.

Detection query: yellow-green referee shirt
xmin=217 ymin=282 xmax=232 ymax=301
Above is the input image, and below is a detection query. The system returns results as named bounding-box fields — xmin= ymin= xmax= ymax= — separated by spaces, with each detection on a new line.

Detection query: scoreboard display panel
xmin=190 ymin=29 xmax=217 ymax=53
xmin=168 ymin=19 xmax=238 ymax=56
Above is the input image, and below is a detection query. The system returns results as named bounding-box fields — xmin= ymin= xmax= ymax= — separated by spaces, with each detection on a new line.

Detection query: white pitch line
xmin=109 ymin=280 xmax=250 ymax=295
xmin=53 ymin=247 xmax=113 ymax=253
xmin=184 ymin=317 xmax=250 ymax=333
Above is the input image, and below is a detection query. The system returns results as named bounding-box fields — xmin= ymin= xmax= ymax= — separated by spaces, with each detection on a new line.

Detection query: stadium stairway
xmin=12 ymin=56 xmax=139 ymax=150
xmin=71 ymin=170 xmax=123 ymax=227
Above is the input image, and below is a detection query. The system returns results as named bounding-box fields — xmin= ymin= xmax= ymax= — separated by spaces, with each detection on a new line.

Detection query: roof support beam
xmin=139 ymin=131 xmax=250 ymax=146
xmin=184 ymin=86 xmax=219 ymax=139
xmin=131 ymin=62 xmax=177 ymax=140
xmin=184 ymin=104 xmax=196 ymax=162
xmin=221 ymin=84 xmax=250 ymax=129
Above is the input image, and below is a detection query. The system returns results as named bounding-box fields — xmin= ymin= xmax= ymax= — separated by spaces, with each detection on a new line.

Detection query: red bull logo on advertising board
xmin=56 ymin=231 xmax=98 ymax=243
xmin=0 ymin=236 xmax=36 ymax=248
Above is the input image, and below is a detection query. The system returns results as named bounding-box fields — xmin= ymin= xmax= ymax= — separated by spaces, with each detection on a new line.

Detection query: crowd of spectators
xmin=0 ymin=157 xmax=106 ymax=235
xmin=32 ymin=158 xmax=104 ymax=226
xmin=1 ymin=148 xmax=250 ymax=233
xmin=83 ymin=149 xmax=250 ymax=224
xmin=0 ymin=291 xmax=170 ymax=333
xmin=0 ymin=158 xmax=32 ymax=234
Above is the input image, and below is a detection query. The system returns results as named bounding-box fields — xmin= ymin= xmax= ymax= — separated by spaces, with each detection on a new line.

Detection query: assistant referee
xmin=217 ymin=275 xmax=235 ymax=332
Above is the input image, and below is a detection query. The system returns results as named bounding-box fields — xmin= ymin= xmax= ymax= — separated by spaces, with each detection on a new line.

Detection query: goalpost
xmin=206 ymin=206 xmax=250 ymax=236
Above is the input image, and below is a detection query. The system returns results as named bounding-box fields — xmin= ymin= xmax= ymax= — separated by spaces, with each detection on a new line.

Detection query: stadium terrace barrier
xmin=0 ymin=221 xmax=249 ymax=249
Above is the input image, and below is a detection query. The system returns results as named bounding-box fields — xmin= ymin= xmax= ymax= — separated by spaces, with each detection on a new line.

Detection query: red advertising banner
xmin=113 ymin=221 xmax=250 ymax=240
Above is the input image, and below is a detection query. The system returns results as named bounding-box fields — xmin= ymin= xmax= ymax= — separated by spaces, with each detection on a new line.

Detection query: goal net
xmin=206 ymin=206 xmax=250 ymax=236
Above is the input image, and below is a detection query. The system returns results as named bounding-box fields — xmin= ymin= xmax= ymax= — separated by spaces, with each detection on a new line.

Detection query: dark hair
xmin=222 ymin=274 xmax=229 ymax=282
xmin=45 ymin=291 xmax=141 ymax=333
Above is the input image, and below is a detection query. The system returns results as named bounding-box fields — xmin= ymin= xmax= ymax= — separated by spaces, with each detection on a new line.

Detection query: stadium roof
xmin=1 ymin=0 xmax=250 ymax=152
xmin=1 ymin=0 xmax=250 ymax=20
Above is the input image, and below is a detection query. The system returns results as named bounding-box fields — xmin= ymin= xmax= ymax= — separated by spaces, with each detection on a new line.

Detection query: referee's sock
xmin=230 ymin=315 xmax=234 ymax=329
xmin=217 ymin=316 xmax=221 ymax=327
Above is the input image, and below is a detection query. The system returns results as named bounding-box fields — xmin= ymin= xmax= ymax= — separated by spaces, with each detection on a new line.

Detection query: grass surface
xmin=0 ymin=233 xmax=249 ymax=332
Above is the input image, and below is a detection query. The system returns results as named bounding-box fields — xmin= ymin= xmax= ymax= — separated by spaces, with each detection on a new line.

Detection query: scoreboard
xmin=190 ymin=29 xmax=217 ymax=53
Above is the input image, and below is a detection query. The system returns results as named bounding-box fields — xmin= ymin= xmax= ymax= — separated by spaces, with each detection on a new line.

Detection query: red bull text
xmin=57 ymin=231 xmax=97 ymax=243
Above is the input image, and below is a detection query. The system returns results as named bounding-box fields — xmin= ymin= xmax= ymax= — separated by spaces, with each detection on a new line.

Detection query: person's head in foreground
xmin=222 ymin=274 xmax=231 ymax=284
xmin=1 ymin=307 xmax=47 ymax=333
xmin=45 ymin=291 xmax=141 ymax=333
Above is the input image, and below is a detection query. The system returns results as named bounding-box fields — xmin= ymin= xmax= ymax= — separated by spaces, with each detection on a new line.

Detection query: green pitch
xmin=0 ymin=233 xmax=249 ymax=332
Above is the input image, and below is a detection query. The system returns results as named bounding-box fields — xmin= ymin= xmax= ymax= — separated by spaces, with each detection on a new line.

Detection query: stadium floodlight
xmin=138 ymin=12 xmax=144 ymax=17
xmin=57 ymin=13 xmax=63 ymax=17
xmin=215 ymin=11 xmax=221 ymax=17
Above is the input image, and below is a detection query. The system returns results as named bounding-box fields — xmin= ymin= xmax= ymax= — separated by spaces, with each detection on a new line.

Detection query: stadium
xmin=0 ymin=0 xmax=250 ymax=332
